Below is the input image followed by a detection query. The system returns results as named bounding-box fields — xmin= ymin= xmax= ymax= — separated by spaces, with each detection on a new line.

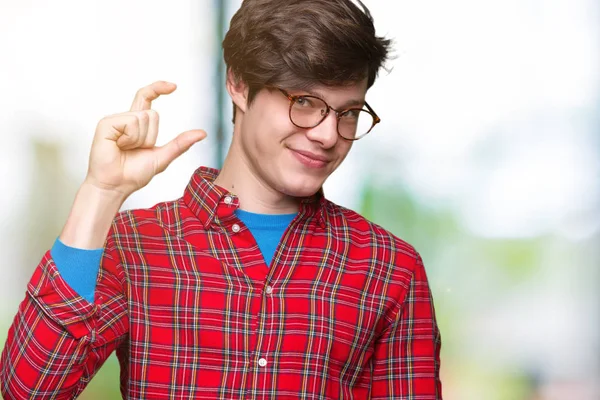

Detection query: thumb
xmin=154 ymin=129 xmax=207 ymax=173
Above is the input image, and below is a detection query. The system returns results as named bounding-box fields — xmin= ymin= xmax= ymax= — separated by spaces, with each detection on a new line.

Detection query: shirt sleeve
xmin=0 ymin=230 xmax=129 ymax=399
xmin=51 ymin=238 xmax=103 ymax=303
xmin=369 ymin=253 xmax=442 ymax=399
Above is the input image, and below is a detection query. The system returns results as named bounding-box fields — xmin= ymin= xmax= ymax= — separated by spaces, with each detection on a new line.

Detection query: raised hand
xmin=60 ymin=81 xmax=206 ymax=248
xmin=84 ymin=81 xmax=206 ymax=197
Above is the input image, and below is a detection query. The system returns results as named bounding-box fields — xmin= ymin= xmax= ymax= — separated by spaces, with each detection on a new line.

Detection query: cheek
xmin=259 ymin=126 xmax=299 ymax=159
xmin=248 ymin=97 xmax=294 ymax=135
xmin=241 ymin=116 xmax=293 ymax=161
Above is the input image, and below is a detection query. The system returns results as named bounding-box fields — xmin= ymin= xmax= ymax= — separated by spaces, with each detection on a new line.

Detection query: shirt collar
xmin=183 ymin=166 xmax=328 ymax=229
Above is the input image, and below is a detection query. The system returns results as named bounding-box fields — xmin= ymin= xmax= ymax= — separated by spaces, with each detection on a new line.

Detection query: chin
xmin=278 ymin=177 xmax=324 ymax=198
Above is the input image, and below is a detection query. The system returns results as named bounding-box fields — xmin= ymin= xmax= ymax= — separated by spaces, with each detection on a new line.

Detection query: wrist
xmin=80 ymin=179 xmax=128 ymax=204
xmin=59 ymin=182 xmax=127 ymax=249
xmin=81 ymin=176 xmax=131 ymax=201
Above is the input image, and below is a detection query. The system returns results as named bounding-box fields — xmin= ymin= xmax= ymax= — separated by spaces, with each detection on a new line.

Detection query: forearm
xmin=59 ymin=181 xmax=126 ymax=249
xmin=52 ymin=182 xmax=126 ymax=303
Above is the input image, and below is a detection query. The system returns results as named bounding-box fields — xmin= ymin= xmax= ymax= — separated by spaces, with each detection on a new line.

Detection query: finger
xmin=141 ymin=110 xmax=159 ymax=149
xmin=113 ymin=111 xmax=149 ymax=150
xmin=106 ymin=115 xmax=140 ymax=150
xmin=135 ymin=111 xmax=150 ymax=148
xmin=130 ymin=81 xmax=177 ymax=112
xmin=154 ymin=130 xmax=207 ymax=173
xmin=98 ymin=114 xmax=138 ymax=145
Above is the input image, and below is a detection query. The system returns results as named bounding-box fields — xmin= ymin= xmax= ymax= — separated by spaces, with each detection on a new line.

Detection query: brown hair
xmin=222 ymin=0 xmax=391 ymax=122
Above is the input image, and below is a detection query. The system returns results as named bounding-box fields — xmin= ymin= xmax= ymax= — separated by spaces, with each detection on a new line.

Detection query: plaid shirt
xmin=1 ymin=167 xmax=442 ymax=399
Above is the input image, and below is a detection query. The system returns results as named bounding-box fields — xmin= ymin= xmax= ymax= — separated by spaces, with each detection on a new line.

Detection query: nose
xmin=304 ymin=109 xmax=339 ymax=149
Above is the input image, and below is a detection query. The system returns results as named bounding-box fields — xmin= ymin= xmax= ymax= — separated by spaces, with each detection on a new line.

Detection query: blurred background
xmin=0 ymin=0 xmax=598 ymax=398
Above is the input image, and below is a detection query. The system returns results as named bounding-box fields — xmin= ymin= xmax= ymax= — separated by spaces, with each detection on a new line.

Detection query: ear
xmin=226 ymin=68 xmax=249 ymax=114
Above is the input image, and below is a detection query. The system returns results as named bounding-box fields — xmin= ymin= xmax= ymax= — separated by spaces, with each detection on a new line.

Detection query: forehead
xmin=290 ymin=78 xmax=368 ymax=95
xmin=288 ymin=79 xmax=369 ymax=106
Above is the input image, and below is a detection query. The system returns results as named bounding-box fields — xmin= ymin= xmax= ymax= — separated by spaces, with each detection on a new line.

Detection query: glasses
xmin=277 ymin=88 xmax=380 ymax=141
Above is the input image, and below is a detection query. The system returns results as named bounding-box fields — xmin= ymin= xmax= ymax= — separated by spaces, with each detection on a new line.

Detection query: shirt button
xmin=224 ymin=196 xmax=233 ymax=205
xmin=265 ymin=285 xmax=273 ymax=295
xmin=232 ymin=224 xmax=241 ymax=233
xmin=258 ymin=358 xmax=267 ymax=367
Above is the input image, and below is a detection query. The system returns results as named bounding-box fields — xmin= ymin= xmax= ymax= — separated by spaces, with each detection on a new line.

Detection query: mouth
xmin=289 ymin=148 xmax=331 ymax=169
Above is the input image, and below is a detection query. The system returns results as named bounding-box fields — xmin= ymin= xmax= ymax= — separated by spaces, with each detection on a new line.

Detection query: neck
xmin=214 ymin=137 xmax=300 ymax=215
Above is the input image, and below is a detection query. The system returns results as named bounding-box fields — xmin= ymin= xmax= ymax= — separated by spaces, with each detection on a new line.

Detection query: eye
xmin=295 ymin=97 xmax=310 ymax=107
xmin=341 ymin=109 xmax=361 ymax=119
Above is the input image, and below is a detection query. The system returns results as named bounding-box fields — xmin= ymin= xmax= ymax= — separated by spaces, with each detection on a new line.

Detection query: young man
xmin=1 ymin=0 xmax=441 ymax=398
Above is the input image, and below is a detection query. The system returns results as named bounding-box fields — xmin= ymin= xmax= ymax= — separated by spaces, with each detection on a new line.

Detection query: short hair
xmin=222 ymin=0 xmax=392 ymax=122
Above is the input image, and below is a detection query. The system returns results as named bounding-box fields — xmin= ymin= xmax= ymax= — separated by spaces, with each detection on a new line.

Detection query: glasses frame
xmin=277 ymin=88 xmax=381 ymax=141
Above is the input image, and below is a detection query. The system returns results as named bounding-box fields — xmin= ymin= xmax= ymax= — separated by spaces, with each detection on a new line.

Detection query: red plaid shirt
xmin=1 ymin=167 xmax=442 ymax=399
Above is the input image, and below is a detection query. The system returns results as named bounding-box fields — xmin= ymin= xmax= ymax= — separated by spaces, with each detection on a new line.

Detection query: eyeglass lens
xmin=289 ymin=96 xmax=375 ymax=140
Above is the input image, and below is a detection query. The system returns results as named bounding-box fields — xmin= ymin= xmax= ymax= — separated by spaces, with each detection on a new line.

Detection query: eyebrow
xmin=296 ymin=89 xmax=366 ymax=110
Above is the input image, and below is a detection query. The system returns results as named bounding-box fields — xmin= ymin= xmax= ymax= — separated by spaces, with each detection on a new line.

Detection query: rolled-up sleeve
xmin=1 ymin=233 xmax=128 ymax=399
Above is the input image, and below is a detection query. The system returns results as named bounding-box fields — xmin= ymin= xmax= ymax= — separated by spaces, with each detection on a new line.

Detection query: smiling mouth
xmin=289 ymin=149 xmax=331 ymax=168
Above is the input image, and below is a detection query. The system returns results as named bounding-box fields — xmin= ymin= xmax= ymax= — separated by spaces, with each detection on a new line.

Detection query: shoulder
xmin=323 ymin=200 xmax=431 ymax=313
xmin=324 ymin=199 xmax=422 ymax=268
xmin=108 ymin=197 xmax=189 ymax=238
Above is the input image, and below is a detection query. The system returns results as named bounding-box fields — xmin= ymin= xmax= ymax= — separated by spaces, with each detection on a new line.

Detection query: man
xmin=1 ymin=0 xmax=441 ymax=398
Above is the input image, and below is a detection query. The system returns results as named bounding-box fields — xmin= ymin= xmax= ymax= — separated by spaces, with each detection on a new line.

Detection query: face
xmin=231 ymin=79 xmax=369 ymax=198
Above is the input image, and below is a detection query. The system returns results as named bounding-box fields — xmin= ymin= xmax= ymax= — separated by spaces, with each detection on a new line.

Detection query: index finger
xmin=130 ymin=81 xmax=177 ymax=111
